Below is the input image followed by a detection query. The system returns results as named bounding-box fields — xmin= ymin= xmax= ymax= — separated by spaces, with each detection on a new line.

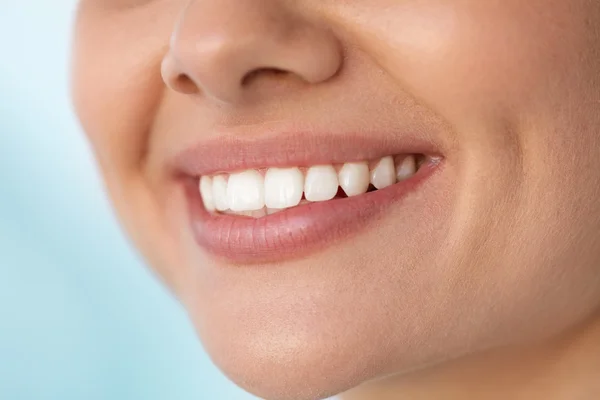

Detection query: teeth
xmin=199 ymin=176 xmax=216 ymax=212
xmin=227 ymin=170 xmax=265 ymax=212
xmin=370 ymin=156 xmax=396 ymax=189
xmin=338 ymin=162 xmax=370 ymax=197
xmin=304 ymin=165 xmax=339 ymax=202
xmin=396 ymin=155 xmax=417 ymax=181
xmin=264 ymin=167 xmax=304 ymax=209
xmin=212 ymin=175 xmax=229 ymax=211
xmin=199 ymin=153 xmax=427 ymax=215
xmin=225 ymin=209 xmax=267 ymax=218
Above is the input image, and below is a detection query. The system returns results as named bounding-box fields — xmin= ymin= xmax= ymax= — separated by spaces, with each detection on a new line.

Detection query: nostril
xmin=174 ymin=73 xmax=199 ymax=94
xmin=241 ymin=67 xmax=289 ymax=87
xmin=161 ymin=54 xmax=200 ymax=95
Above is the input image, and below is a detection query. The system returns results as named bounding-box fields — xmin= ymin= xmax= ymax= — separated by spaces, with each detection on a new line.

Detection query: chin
xmin=197 ymin=317 xmax=386 ymax=400
xmin=180 ymin=258 xmax=452 ymax=400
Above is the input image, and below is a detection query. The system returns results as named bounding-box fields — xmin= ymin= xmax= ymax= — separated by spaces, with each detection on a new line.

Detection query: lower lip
xmin=185 ymin=161 xmax=442 ymax=264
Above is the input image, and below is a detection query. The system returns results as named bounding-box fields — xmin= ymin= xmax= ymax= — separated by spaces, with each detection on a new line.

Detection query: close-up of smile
xmin=70 ymin=0 xmax=600 ymax=399
xmin=176 ymin=134 xmax=444 ymax=263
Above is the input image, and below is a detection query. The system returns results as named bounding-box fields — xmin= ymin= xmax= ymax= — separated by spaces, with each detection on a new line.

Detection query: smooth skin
xmin=72 ymin=1 xmax=600 ymax=399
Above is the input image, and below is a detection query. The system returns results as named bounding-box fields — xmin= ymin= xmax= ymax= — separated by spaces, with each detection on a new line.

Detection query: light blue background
xmin=0 ymin=2 xmax=257 ymax=399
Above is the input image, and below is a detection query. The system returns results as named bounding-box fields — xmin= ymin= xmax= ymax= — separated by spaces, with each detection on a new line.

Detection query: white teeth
xmin=304 ymin=165 xmax=339 ymax=202
xmin=338 ymin=162 xmax=370 ymax=197
xmin=201 ymin=154 xmax=426 ymax=215
xmin=396 ymin=155 xmax=417 ymax=181
xmin=370 ymin=156 xmax=396 ymax=189
xmin=199 ymin=176 xmax=216 ymax=212
xmin=212 ymin=175 xmax=229 ymax=211
xmin=264 ymin=167 xmax=304 ymax=209
xmin=227 ymin=170 xmax=265 ymax=212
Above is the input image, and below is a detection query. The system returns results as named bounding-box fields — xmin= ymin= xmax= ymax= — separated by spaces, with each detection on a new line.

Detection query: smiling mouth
xmin=199 ymin=153 xmax=431 ymax=218
xmin=175 ymin=133 xmax=445 ymax=264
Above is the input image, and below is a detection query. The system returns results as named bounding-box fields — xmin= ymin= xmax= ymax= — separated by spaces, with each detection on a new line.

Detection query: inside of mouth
xmin=332 ymin=184 xmax=375 ymax=200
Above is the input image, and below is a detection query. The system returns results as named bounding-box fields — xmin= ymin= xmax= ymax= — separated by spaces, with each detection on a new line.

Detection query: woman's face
xmin=72 ymin=1 xmax=600 ymax=399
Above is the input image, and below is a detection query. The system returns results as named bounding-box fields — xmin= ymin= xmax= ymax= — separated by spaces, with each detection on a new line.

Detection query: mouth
xmin=176 ymin=134 xmax=444 ymax=264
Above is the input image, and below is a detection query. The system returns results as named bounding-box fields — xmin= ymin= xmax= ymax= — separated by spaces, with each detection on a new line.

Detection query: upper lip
xmin=171 ymin=129 xmax=445 ymax=178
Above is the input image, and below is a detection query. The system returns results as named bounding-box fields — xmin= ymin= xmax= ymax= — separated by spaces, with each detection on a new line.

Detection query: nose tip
xmin=161 ymin=0 xmax=343 ymax=104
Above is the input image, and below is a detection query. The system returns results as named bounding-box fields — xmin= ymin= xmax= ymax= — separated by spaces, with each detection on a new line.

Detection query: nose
xmin=161 ymin=0 xmax=343 ymax=104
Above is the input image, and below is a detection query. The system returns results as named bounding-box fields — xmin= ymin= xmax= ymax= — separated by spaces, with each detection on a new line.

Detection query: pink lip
xmin=184 ymin=169 xmax=442 ymax=264
xmin=172 ymin=132 xmax=442 ymax=176
xmin=173 ymin=132 xmax=445 ymax=264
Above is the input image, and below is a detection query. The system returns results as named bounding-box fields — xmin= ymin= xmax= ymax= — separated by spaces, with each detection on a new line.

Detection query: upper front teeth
xmin=305 ymin=165 xmax=339 ymax=202
xmin=198 ymin=154 xmax=422 ymax=214
xmin=212 ymin=175 xmax=229 ymax=212
xmin=264 ymin=167 xmax=304 ymax=209
xmin=227 ymin=170 xmax=265 ymax=211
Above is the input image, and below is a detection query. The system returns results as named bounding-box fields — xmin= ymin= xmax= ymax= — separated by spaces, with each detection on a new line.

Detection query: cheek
xmin=337 ymin=0 xmax=593 ymax=127
xmin=326 ymin=0 xmax=600 ymax=340
xmin=339 ymin=0 xmax=600 ymax=250
xmin=71 ymin=5 xmax=174 ymax=177
xmin=71 ymin=5 xmax=191 ymax=291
